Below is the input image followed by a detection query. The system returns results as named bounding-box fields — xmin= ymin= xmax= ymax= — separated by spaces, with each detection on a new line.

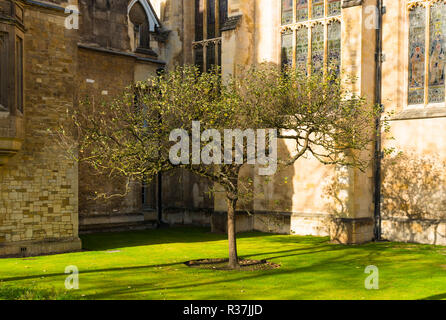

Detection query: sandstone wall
xmin=0 ymin=2 xmax=81 ymax=256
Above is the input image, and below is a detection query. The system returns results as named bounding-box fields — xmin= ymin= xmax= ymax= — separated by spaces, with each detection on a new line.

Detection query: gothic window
xmin=311 ymin=23 xmax=324 ymax=73
xmin=0 ymin=33 xmax=8 ymax=112
xmin=128 ymin=0 xmax=156 ymax=54
xmin=327 ymin=20 xmax=341 ymax=75
xmin=207 ymin=0 xmax=216 ymax=39
xmin=328 ymin=0 xmax=341 ymax=17
xmin=428 ymin=1 xmax=446 ymax=103
xmin=281 ymin=0 xmax=342 ymax=74
xmin=281 ymin=30 xmax=293 ymax=68
xmin=193 ymin=0 xmax=228 ymax=72
xmin=0 ymin=2 xmax=24 ymax=115
xmin=296 ymin=0 xmax=309 ymax=22
xmin=16 ymin=36 xmax=23 ymax=113
xmin=282 ymin=0 xmax=293 ymax=25
xmin=408 ymin=1 xmax=446 ymax=106
xmin=312 ymin=0 xmax=324 ymax=19
xmin=195 ymin=0 xmax=204 ymax=41
xmin=295 ymin=26 xmax=309 ymax=72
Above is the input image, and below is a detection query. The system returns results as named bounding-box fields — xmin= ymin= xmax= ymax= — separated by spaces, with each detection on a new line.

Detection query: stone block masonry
xmin=0 ymin=4 xmax=81 ymax=256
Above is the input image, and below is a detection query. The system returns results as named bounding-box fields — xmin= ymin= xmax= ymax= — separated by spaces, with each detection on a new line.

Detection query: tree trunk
xmin=226 ymin=196 xmax=239 ymax=269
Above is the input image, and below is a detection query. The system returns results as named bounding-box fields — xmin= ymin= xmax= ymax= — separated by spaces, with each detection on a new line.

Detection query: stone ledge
xmin=79 ymin=212 xmax=145 ymax=226
xmin=221 ymin=15 xmax=242 ymax=32
xmin=342 ymin=0 xmax=363 ymax=8
xmin=391 ymin=106 xmax=446 ymax=121
xmin=0 ymin=237 xmax=82 ymax=258
xmin=78 ymin=43 xmax=166 ymax=65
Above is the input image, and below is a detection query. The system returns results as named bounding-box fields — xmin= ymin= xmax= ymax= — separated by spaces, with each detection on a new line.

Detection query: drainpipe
xmin=373 ymin=0 xmax=384 ymax=241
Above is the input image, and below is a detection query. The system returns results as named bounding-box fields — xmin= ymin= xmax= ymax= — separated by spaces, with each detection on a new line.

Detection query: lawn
xmin=0 ymin=227 xmax=445 ymax=300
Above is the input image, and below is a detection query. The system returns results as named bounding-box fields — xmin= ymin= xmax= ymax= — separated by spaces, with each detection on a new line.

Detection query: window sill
xmin=135 ymin=47 xmax=158 ymax=58
xmin=391 ymin=105 xmax=446 ymax=121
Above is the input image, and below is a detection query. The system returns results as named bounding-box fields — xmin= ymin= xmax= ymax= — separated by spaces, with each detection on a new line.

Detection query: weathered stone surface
xmin=0 ymin=3 xmax=81 ymax=254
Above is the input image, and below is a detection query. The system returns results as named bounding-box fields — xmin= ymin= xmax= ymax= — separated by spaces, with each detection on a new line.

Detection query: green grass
xmin=0 ymin=227 xmax=445 ymax=300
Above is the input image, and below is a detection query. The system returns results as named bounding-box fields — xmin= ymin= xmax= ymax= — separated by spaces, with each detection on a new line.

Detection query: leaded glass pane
xmin=408 ymin=5 xmax=426 ymax=105
xmin=328 ymin=0 xmax=341 ymax=17
xmin=295 ymin=26 xmax=308 ymax=72
xmin=206 ymin=42 xmax=216 ymax=72
xmin=218 ymin=0 xmax=228 ymax=37
xmin=296 ymin=0 xmax=308 ymax=22
xmin=428 ymin=1 xmax=446 ymax=103
xmin=281 ymin=30 xmax=293 ymax=68
xmin=195 ymin=0 xmax=204 ymax=41
xmin=194 ymin=45 xmax=204 ymax=73
xmin=282 ymin=0 xmax=293 ymax=25
xmin=311 ymin=23 xmax=324 ymax=73
xmin=312 ymin=0 xmax=324 ymax=19
xmin=328 ymin=20 xmax=341 ymax=76
xmin=16 ymin=36 xmax=23 ymax=113
xmin=207 ymin=0 xmax=216 ymax=39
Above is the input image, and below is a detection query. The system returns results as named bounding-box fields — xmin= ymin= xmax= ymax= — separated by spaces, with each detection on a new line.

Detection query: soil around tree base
xmin=184 ymin=258 xmax=281 ymax=271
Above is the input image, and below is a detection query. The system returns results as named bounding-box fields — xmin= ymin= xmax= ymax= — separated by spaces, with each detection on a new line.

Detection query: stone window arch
xmin=128 ymin=0 xmax=161 ymax=55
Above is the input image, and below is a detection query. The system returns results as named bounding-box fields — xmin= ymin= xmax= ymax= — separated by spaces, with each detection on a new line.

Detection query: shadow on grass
xmin=0 ymin=244 xmax=345 ymax=284
xmin=80 ymin=226 xmax=277 ymax=251
xmin=419 ymin=293 xmax=446 ymax=300
xmin=0 ymin=261 xmax=183 ymax=283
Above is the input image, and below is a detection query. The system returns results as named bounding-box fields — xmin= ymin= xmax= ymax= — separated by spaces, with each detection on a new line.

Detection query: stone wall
xmin=0 ymin=3 xmax=81 ymax=256
xmin=380 ymin=0 xmax=446 ymax=246
xmin=76 ymin=47 xmax=143 ymax=218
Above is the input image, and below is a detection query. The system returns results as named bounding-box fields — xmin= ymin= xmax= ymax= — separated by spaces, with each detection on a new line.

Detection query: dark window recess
xmin=207 ymin=0 xmax=216 ymax=39
xmin=218 ymin=0 xmax=228 ymax=36
xmin=195 ymin=0 xmax=204 ymax=41
xmin=217 ymin=41 xmax=222 ymax=67
xmin=134 ymin=22 xmax=152 ymax=53
xmin=206 ymin=42 xmax=216 ymax=72
xmin=0 ymin=33 xmax=8 ymax=112
xmin=16 ymin=36 xmax=23 ymax=113
xmin=194 ymin=46 xmax=204 ymax=73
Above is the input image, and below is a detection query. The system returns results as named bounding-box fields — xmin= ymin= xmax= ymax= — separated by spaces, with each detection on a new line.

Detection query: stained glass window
xmin=312 ymin=0 xmax=324 ymax=19
xmin=280 ymin=0 xmax=341 ymax=74
xmin=311 ymin=23 xmax=324 ymax=73
xmin=295 ymin=26 xmax=308 ymax=72
xmin=408 ymin=5 xmax=426 ymax=105
xmin=428 ymin=1 xmax=446 ymax=104
xmin=296 ymin=0 xmax=308 ymax=22
xmin=328 ymin=0 xmax=341 ymax=17
xmin=328 ymin=20 xmax=341 ymax=76
xmin=282 ymin=0 xmax=293 ymax=25
xmin=281 ymin=30 xmax=293 ymax=68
